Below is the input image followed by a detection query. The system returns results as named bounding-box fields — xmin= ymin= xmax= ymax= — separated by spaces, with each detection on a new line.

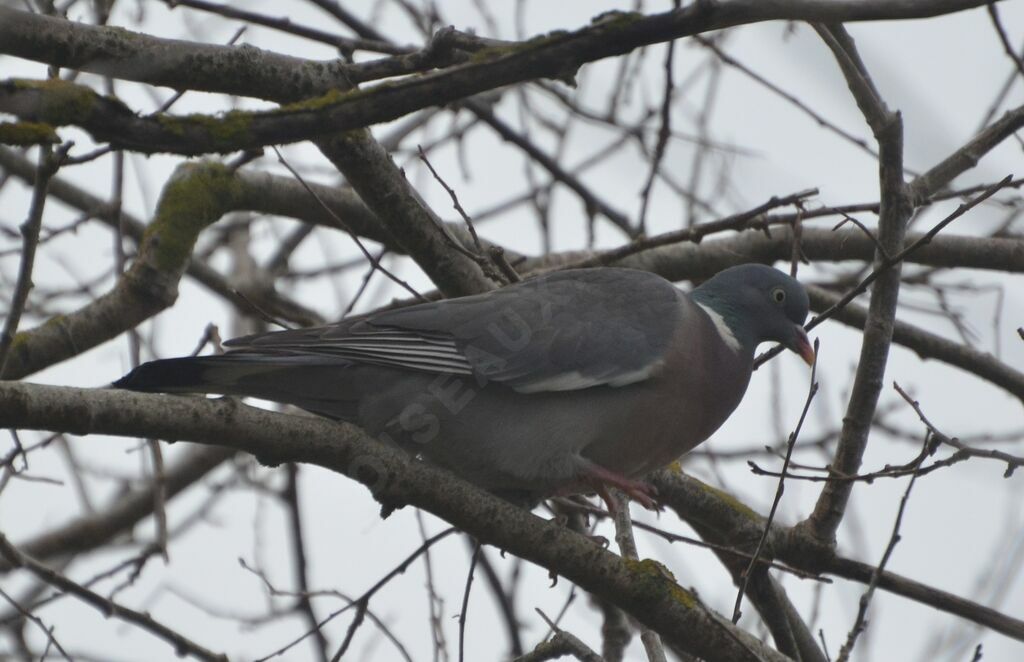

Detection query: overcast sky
xmin=2 ymin=1 xmax=1023 ymax=660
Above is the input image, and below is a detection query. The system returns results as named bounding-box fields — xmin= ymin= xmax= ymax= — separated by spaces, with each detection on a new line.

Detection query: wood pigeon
xmin=116 ymin=264 xmax=814 ymax=509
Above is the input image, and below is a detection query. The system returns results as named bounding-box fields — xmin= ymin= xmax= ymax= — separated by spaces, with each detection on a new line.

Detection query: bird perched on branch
xmin=116 ymin=264 xmax=814 ymax=511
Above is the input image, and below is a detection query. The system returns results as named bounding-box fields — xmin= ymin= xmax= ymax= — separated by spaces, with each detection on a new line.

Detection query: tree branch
xmin=802 ymin=23 xmax=913 ymax=543
xmin=650 ymin=470 xmax=1024 ymax=643
xmin=1 ymin=161 xmax=241 ymax=379
xmin=0 ymin=532 xmax=228 ymax=662
xmin=807 ymin=285 xmax=1024 ymax=404
xmin=0 ymin=2 xmax=998 ymax=152
xmin=9 ymin=445 xmax=232 ymax=566
xmin=0 ymin=382 xmax=789 ymax=662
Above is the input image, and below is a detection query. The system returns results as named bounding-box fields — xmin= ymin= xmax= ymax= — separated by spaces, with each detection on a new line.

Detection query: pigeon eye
xmin=770 ymin=287 xmax=786 ymax=304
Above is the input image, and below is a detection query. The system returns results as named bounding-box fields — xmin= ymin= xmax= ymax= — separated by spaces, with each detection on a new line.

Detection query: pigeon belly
xmin=353 ymin=320 xmax=751 ymax=494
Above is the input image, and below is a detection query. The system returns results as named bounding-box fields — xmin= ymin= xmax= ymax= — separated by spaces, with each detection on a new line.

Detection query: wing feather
xmin=225 ymin=268 xmax=684 ymax=393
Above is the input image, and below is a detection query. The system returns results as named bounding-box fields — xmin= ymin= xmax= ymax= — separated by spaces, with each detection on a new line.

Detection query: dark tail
xmin=114 ymin=354 xmax=360 ymax=420
xmin=113 ymin=354 xmax=348 ymax=395
xmin=114 ymin=356 xmax=229 ymax=393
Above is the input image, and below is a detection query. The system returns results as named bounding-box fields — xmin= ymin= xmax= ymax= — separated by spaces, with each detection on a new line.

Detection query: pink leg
xmin=582 ymin=462 xmax=660 ymax=512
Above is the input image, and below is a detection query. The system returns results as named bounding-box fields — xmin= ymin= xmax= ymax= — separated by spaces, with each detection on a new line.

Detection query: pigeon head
xmin=691 ymin=264 xmax=814 ymax=365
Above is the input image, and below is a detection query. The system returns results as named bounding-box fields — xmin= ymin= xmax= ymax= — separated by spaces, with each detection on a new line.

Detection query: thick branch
xmin=0 ymin=145 xmax=62 ymax=375
xmin=539 ymin=226 xmax=1024 ymax=278
xmin=0 ymin=146 xmax=506 ymax=293
xmin=0 ymin=161 xmax=243 ymax=379
xmin=910 ymin=103 xmax=1024 ymax=200
xmin=0 ymin=382 xmax=789 ymax=662
xmin=802 ymin=24 xmax=913 ymax=543
xmin=0 ymin=7 xmax=354 ymax=102
xmin=650 ymin=470 xmax=1024 ymax=643
xmin=0 ymin=2 xmax=997 ymax=153
xmin=314 ymin=131 xmax=494 ymax=297
xmin=0 ymin=147 xmax=323 ymax=326
xmin=0 ymin=3 xmax=994 ymax=100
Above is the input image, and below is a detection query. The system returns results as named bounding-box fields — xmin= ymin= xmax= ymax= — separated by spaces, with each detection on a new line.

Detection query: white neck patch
xmin=696 ymin=303 xmax=743 ymax=353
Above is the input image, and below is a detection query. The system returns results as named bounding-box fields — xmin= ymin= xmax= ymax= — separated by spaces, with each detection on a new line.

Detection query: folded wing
xmin=226 ymin=268 xmax=684 ymax=394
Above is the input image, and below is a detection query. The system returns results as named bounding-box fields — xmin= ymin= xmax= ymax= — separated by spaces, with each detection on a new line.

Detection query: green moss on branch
xmin=0 ymin=121 xmax=59 ymax=146
xmin=138 ymin=161 xmax=244 ymax=272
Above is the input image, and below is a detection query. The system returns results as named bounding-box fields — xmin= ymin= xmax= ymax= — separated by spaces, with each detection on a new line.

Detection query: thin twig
xmin=468 ymin=100 xmax=637 ymax=237
xmin=0 ymin=533 xmax=227 ymax=662
xmin=0 ymin=585 xmax=72 ymax=661
xmin=0 ymin=142 xmax=71 ymax=375
xmin=416 ymin=145 xmax=509 ymax=284
xmin=637 ymin=32 xmax=676 ymax=234
xmin=553 ymin=496 xmax=830 ymax=583
xmin=813 ymin=174 xmax=1013 ymax=326
xmin=283 ymin=463 xmax=328 ymax=662
xmin=755 ymin=174 xmax=1013 ymax=369
xmin=733 ymin=339 xmax=820 ymax=623
xmin=571 ymin=188 xmax=818 ymax=269
xmin=162 ymin=0 xmax=406 ymax=55
xmin=695 ymin=34 xmax=884 ymax=164
xmin=272 ymin=146 xmax=427 ymax=302
xmin=472 ymin=542 xmax=523 ymax=657
xmin=987 ymin=3 xmax=1024 ymax=82
xmin=458 ymin=541 xmax=481 ymax=662
xmin=893 ymin=382 xmax=1024 ymax=478
xmin=417 ymin=145 xmax=485 ymax=255
xmin=316 ymin=527 xmax=457 ymax=662
xmin=832 ymin=211 xmax=890 ymax=258
xmin=835 ymin=433 xmax=929 ymax=661
xmin=235 ymin=558 xmax=414 ymax=661
xmin=415 ymin=509 xmax=449 ymax=662
xmin=521 ymin=608 xmax=603 ymax=662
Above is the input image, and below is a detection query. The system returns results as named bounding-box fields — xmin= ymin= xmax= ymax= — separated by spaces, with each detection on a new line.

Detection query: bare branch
xmin=0 ymin=381 xmax=789 ymax=662
xmin=835 ymin=433 xmax=928 ymax=662
xmin=0 ymin=142 xmax=70 ymax=375
xmin=0 ymin=2 xmax=1000 ymax=151
xmin=803 ymin=22 xmax=913 ymax=544
xmin=0 ymin=533 xmax=228 ymax=662
xmin=733 ymin=341 xmax=819 ymax=623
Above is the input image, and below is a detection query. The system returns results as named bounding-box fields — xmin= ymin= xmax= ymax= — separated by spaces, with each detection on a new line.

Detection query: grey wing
xmin=225 ymin=268 xmax=684 ymax=394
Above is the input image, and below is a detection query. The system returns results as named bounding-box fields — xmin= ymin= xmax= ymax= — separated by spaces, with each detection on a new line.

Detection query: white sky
xmin=1 ymin=1 xmax=1023 ymax=660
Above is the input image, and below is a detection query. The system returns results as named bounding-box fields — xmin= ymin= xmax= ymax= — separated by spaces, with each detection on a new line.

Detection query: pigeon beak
xmin=791 ymin=325 xmax=815 ymax=367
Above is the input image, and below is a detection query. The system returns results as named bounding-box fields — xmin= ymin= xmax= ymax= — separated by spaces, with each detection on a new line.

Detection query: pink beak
xmin=792 ymin=326 xmax=815 ymax=366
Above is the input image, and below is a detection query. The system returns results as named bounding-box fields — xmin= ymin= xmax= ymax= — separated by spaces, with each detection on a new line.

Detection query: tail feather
xmin=114 ymin=354 xmax=360 ymax=420
xmin=114 ymin=356 xmax=229 ymax=393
